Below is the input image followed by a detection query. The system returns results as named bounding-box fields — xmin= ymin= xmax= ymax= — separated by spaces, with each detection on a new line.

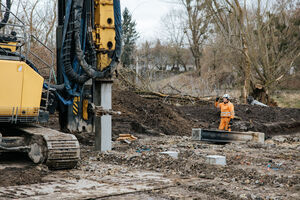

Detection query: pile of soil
xmin=112 ymin=90 xmax=191 ymax=137
xmin=179 ymin=104 xmax=300 ymax=136
xmin=48 ymin=89 xmax=300 ymax=144
xmin=112 ymin=89 xmax=300 ymax=137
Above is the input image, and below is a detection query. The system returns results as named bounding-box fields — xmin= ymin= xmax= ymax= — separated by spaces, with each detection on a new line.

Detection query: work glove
xmin=229 ymin=119 xmax=233 ymax=126
xmin=216 ymin=97 xmax=220 ymax=102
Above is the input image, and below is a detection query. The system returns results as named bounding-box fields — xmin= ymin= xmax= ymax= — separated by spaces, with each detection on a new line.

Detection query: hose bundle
xmin=0 ymin=0 xmax=11 ymax=29
xmin=59 ymin=0 xmax=122 ymax=100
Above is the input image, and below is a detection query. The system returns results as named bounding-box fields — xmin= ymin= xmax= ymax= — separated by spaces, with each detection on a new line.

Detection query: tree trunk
xmin=195 ymin=56 xmax=201 ymax=76
xmin=242 ymin=36 xmax=251 ymax=104
xmin=249 ymin=83 xmax=278 ymax=107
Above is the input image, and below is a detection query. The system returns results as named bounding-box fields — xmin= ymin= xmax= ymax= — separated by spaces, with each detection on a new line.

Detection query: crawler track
xmin=20 ymin=126 xmax=80 ymax=169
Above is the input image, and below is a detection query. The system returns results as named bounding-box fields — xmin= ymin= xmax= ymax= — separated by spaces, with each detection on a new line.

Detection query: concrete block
xmin=160 ymin=151 xmax=179 ymax=159
xmin=192 ymin=129 xmax=202 ymax=140
xmin=206 ymin=155 xmax=226 ymax=166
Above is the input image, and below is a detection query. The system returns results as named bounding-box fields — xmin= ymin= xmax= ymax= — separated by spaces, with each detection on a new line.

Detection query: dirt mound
xmin=112 ymin=90 xmax=191 ymax=137
xmin=179 ymin=104 xmax=300 ymax=136
xmin=47 ymin=89 xmax=300 ymax=144
xmin=112 ymin=89 xmax=300 ymax=139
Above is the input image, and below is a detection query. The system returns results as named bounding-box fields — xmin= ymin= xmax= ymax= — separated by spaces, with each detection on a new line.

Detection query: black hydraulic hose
xmin=73 ymin=0 xmax=99 ymax=78
xmin=62 ymin=17 xmax=90 ymax=84
xmin=86 ymin=33 xmax=97 ymax=69
xmin=48 ymin=84 xmax=65 ymax=91
xmin=0 ymin=0 xmax=11 ymax=29
xmin=113 ymin=0 xmax=122 ymax=62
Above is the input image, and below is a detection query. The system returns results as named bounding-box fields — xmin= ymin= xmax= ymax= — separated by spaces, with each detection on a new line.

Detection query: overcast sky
xmin=120 ymin=0 xmax=180 ymax=42
xmin=120 ymin=0 xmax=278 ymax=42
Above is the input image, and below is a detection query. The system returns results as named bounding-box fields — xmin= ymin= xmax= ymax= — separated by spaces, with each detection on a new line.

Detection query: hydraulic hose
xmin=63 ymin=25 xmax=90 ymax=84
xmin=0 ymin=0 xmax=11 ymax=29
xmin=73 ymin=0 xmax=99 ymax=78
xmin=113 ymin=0 xmax=122 ymax=62
xmin=86 ymin=33 xmax=97 ymax=70
xmin=48 ymin=84 xmax=65 ymax=91
xmin=58 ymin=0 xmax=122 ymax=100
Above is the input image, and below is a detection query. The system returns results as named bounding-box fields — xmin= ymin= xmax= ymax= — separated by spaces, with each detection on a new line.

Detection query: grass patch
xmin=273 ymin=90 xmax=300 ymax=108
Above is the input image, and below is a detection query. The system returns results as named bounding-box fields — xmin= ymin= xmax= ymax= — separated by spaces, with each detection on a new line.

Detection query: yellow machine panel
xmin=0 ymin=60 xmax=44 ymax=117
xmin=94 ymin=0 xmax=116 ymax=70
xmin=0 ymin=42 xmax=18 ymax=52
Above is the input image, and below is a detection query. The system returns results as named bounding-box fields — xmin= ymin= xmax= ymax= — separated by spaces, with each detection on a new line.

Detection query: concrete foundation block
xmin=206 ymin=155 xmax=226 ymax=166
xmin=160 ymin=151 xmax=179 ymax=159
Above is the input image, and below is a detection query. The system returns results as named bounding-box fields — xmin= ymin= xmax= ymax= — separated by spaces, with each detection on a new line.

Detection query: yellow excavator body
xmin=0 ymin=0 xmax=120 ymax=169
xmin=0 ymin=42 xmax=18 ymax=52
xmin=0 ymin=60 xmax=43 ymax=118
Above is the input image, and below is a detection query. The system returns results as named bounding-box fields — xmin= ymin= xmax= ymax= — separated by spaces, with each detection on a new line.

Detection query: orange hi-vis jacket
xmin=215 ymin=101 xmax=235 ymax=119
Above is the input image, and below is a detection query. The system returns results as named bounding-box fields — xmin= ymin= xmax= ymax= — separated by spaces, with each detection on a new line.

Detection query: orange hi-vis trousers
xmin=215 ymin=101 xmax=234 ymax=132
xmin=219 ymin=117 xmax=231 ymax=132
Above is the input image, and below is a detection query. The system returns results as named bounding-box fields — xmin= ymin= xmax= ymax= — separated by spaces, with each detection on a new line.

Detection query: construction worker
xmin=215 ymin=94 xmax=234 ymax=131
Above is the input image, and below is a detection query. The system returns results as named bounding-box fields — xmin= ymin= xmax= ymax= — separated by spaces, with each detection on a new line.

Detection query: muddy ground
xmin=0 ymin=89 xmax=299 ymax=199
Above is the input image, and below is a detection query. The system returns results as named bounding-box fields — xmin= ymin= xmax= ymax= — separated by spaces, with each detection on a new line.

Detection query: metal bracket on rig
xmin=94 ymin=106 xmax=121 ymax=116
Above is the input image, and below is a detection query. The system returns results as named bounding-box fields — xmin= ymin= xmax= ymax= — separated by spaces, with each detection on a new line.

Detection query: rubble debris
xmin=136 ymin=146 xmax=151 ymax=153
xmin=1 ymin=132 xmax=299 ymax=199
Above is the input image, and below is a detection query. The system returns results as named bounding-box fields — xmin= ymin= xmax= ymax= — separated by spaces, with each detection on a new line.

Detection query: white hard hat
xmin=223 ymin=94 xmax=230 ymax=99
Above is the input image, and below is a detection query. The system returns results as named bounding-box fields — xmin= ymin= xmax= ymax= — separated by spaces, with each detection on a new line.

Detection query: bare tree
xmin=205 ymin=0 xmax=252 ymax=103
xmin=18 ymin=0 xmax=57 ymax=47
xmin=180 ymin=0 xmax=211 ymax=75
xmin=161 ymin=9 xmax=192 ymax=71
xmin=246 ymin=0 xmax=300 ymax=104
xmin=206 ymin=0 xmax=300 ymax=104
